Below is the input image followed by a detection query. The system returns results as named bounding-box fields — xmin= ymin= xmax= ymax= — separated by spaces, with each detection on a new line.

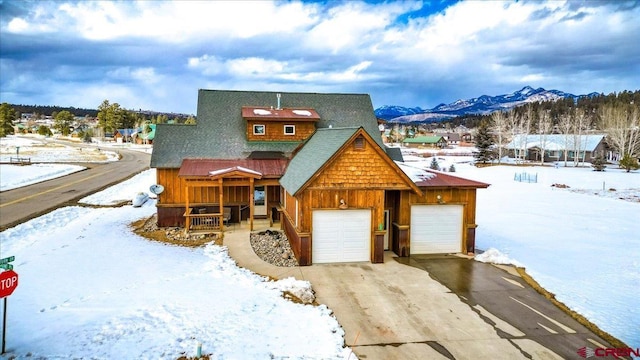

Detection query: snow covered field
xmin=2 ymin=136 xmax=638 ymax=356
xmin=0 ymin=135 xmax=120 ymax=163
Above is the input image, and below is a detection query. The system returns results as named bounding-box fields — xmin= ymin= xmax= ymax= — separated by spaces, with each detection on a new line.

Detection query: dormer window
xmin=242 ymin=106 xmax=319 ymax=142
xmin=253 ymin=124 xmax=265 ymax=135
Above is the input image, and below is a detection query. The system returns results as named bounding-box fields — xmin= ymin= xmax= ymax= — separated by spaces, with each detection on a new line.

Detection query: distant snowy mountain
xmin=375 ymin=86 xmax=599 ymax=123
xmin=374 ymin=105 xmax=425 ymax=119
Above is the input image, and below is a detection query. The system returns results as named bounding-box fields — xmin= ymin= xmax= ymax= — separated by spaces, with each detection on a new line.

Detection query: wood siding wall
xmin=157 ymin=168 xmax=282 ymax=226
xmin=308 ymin=139 xmax=410 ymax=190
xmin=246 ymin=120 xmax=315 ymax=142
xmin=157 ymin=169 xmax=283 ymax=206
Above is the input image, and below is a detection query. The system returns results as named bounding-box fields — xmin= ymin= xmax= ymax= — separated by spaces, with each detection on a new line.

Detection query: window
xmin=284 ymin=125 xmax=295 ymax=135
xmin=354 ymin=136 xmax=365 ymax=150
xmin=253 ymin=124 xmax=265 ymax=135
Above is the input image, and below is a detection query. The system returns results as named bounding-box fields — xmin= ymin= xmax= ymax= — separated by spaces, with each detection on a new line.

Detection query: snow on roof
xmin=506 ymin=134 xmax=605 ymax=151
xmin=395 ymin=161 xmax=436 ymax=183
xmin=292 ymin=109 xmax=312 ymax=116
xmin=253 ymin=109 xmax=272 ymax=116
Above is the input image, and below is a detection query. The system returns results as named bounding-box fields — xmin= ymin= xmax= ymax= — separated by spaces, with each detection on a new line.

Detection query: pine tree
xmin=0 ymin=102 xmax=17 ymax=137
xmin=591 ymin=155 xmax=606 ymax=171
xmin=474 ymin=120 xmax=495 ymax=165
xmin=430 ymin=157 xmax=440 ymax=170
xmin=619 ymin=153 xmax=640 ymax=173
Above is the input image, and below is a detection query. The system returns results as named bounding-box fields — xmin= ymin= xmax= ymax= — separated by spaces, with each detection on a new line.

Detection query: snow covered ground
xmin=0 ymin=135 xmax=120 ymax=163
xmin=404 ymin=147 xmax=639 ymax=348
xmin=1 ymin=168 xmax=352 ymax=359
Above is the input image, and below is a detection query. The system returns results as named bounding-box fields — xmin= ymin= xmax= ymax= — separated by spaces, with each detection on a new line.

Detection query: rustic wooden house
xmin=150 ymin=90 xmax=489 ymax=265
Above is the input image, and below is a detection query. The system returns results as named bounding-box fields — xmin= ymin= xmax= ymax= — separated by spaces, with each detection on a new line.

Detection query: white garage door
xmin=411 ymin=205 xmax=463 ymax=254
xmin=312 ymin=209 xmax=371 ymax=263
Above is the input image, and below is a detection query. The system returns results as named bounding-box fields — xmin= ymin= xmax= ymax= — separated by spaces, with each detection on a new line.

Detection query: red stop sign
xmin=0 ymin=270 xmax=19 ymax=298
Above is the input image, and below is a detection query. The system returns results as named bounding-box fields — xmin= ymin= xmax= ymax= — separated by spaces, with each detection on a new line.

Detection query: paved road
xmin=401 ymin=254 xmax=628 ymax=359
xmin=0 ymin=148 xmax=150 ymax=231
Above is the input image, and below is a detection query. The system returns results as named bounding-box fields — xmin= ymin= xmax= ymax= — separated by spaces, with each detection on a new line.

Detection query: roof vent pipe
xmin=276 ymin=93 xmax=281 ymax=110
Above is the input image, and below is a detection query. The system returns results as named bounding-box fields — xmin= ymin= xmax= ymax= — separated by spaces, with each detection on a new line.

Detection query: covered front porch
xmin=178 ymin=159 xmax=288 ymax=236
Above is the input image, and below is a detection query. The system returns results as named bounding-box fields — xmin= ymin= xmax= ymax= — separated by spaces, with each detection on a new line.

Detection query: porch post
xmin=185 ymin=184 xmax=190 ymax=232
xmin=268 ymin=185 xmax=273 ymax=227
xmin=249 ymin=178 xmax=254 ymax=231
xmin=219 ymin=177 xmax=224 ymax=232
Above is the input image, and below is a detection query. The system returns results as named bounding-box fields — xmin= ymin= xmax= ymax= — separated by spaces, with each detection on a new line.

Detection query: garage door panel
xmin=411 ymin=205 xmax=463 ymax=254
xmin=312 ymin=210 xmax=371 ymax=263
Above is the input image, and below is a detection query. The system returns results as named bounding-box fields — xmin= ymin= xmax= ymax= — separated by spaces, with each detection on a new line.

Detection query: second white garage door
xmin=312 ymin=209 xmax=371 ymax=263
xmin=411 ymin=205 xmax=463 ymax=254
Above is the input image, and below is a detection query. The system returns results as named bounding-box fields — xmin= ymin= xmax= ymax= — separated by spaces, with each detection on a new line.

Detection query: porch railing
xmin=184 ymin=208 xmax=223 ymax=232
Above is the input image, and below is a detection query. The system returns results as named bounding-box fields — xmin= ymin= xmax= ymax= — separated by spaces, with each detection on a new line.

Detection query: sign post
xmin=0 ymin=257 xmax=18 ymax=355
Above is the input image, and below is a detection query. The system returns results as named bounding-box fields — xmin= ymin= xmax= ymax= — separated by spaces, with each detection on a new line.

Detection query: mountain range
xmin=375 ymin=86 xmax=599 ymax=123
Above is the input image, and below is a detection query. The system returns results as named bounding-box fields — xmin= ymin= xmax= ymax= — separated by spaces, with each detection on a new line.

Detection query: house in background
xmin=133 ymin=124 xmax=156 ymax=144
xmin=150 ymin=90 xmax=488 ymax=265
xmin=441 ymin=132 xmax=461 ymax=146
xmin=505 ymin=134 xmax=611 ymax=163
xmin=114 ymin=128 xmax=136 ymax=143
xmin=403 ymin=135 xmax=447 ymax=148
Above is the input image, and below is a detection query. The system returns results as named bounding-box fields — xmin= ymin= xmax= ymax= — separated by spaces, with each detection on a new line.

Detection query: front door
xmin=254 ymin=186 xmax=267 ymax=216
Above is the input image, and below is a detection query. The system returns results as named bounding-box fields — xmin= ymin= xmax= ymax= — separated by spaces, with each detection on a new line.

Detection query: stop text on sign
xmin=0 ymin=270 xmax=19 ymax=298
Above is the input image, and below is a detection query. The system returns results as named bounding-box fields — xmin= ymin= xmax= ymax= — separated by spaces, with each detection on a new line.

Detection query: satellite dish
xmin=149 ymin=184 xmax=165 ymax=195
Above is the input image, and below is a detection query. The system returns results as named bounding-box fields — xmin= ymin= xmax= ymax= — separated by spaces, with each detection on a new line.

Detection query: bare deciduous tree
xmin=537 ymin=109 xmax=552 ymax=165
xmin=558 ymin=111 xmax=573 ymax=167
xmin=572 ymin=109 xmax=589 ymax=167
xmin=491 ymin=110 xmax=509 ymax=163
xmin=600 ymin=103 xmax=640 ymax=162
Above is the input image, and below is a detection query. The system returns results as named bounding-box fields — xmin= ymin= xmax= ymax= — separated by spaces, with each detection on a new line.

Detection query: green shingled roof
xmin=280 ymin=127 xmax=360 ymax=195
xmin=151 ymin=89 xmax=383 ymax=168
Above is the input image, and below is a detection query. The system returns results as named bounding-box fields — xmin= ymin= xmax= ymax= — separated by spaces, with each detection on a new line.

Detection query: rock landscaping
xmin=132 ymin=214 xmax=220 ymax=247
xmin=250 ymin=229 xmax=299 ymax=267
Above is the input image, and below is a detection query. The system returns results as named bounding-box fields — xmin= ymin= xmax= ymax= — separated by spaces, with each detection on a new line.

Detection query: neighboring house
xmin=133 ymin=124 xmax=156 ymax=144
xmin=505 ymin=134 xmax=610 ymax=163
xmin=114 ymin=128 xmax=136 ymax=143
xmin=403 ymin=135 xmax=447 ymax=148
xmin=441 ymin=133 xmax=461 ymax=146
xmin=150 ymin=90 xmax=489 ymax=265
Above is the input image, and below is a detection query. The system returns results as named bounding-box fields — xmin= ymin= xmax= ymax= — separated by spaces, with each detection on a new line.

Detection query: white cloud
xmin=227 ymin=57 xmax=286 ymax=77
xmin=1 ymin=0 xmax=638 ymax=112
xmin=5 ymin=1 xmax=319 ymax=42
xmin=6 ymin=18 xmax=29 ymax=32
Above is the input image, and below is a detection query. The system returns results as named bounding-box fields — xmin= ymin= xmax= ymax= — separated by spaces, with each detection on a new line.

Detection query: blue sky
xmin=1 ymin=0 xmax=638 ymax=115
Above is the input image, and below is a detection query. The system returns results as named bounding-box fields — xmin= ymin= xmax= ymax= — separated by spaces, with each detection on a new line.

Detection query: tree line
xmin=0 ymin=100 xmax=197 ymax=138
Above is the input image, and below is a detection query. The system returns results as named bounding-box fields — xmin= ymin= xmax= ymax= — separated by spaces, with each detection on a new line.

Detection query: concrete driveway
xmin=225 ymin=225 xmax=618 ymax=359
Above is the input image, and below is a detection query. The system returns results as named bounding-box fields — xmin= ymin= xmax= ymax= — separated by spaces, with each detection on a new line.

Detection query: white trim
xmin=253 ymin=124 xmax=265 ymax=135
xmin=284 ymin=124 xmax=295 ymax=135
xmin=209 ymin=166 xmax=262 ymax=176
